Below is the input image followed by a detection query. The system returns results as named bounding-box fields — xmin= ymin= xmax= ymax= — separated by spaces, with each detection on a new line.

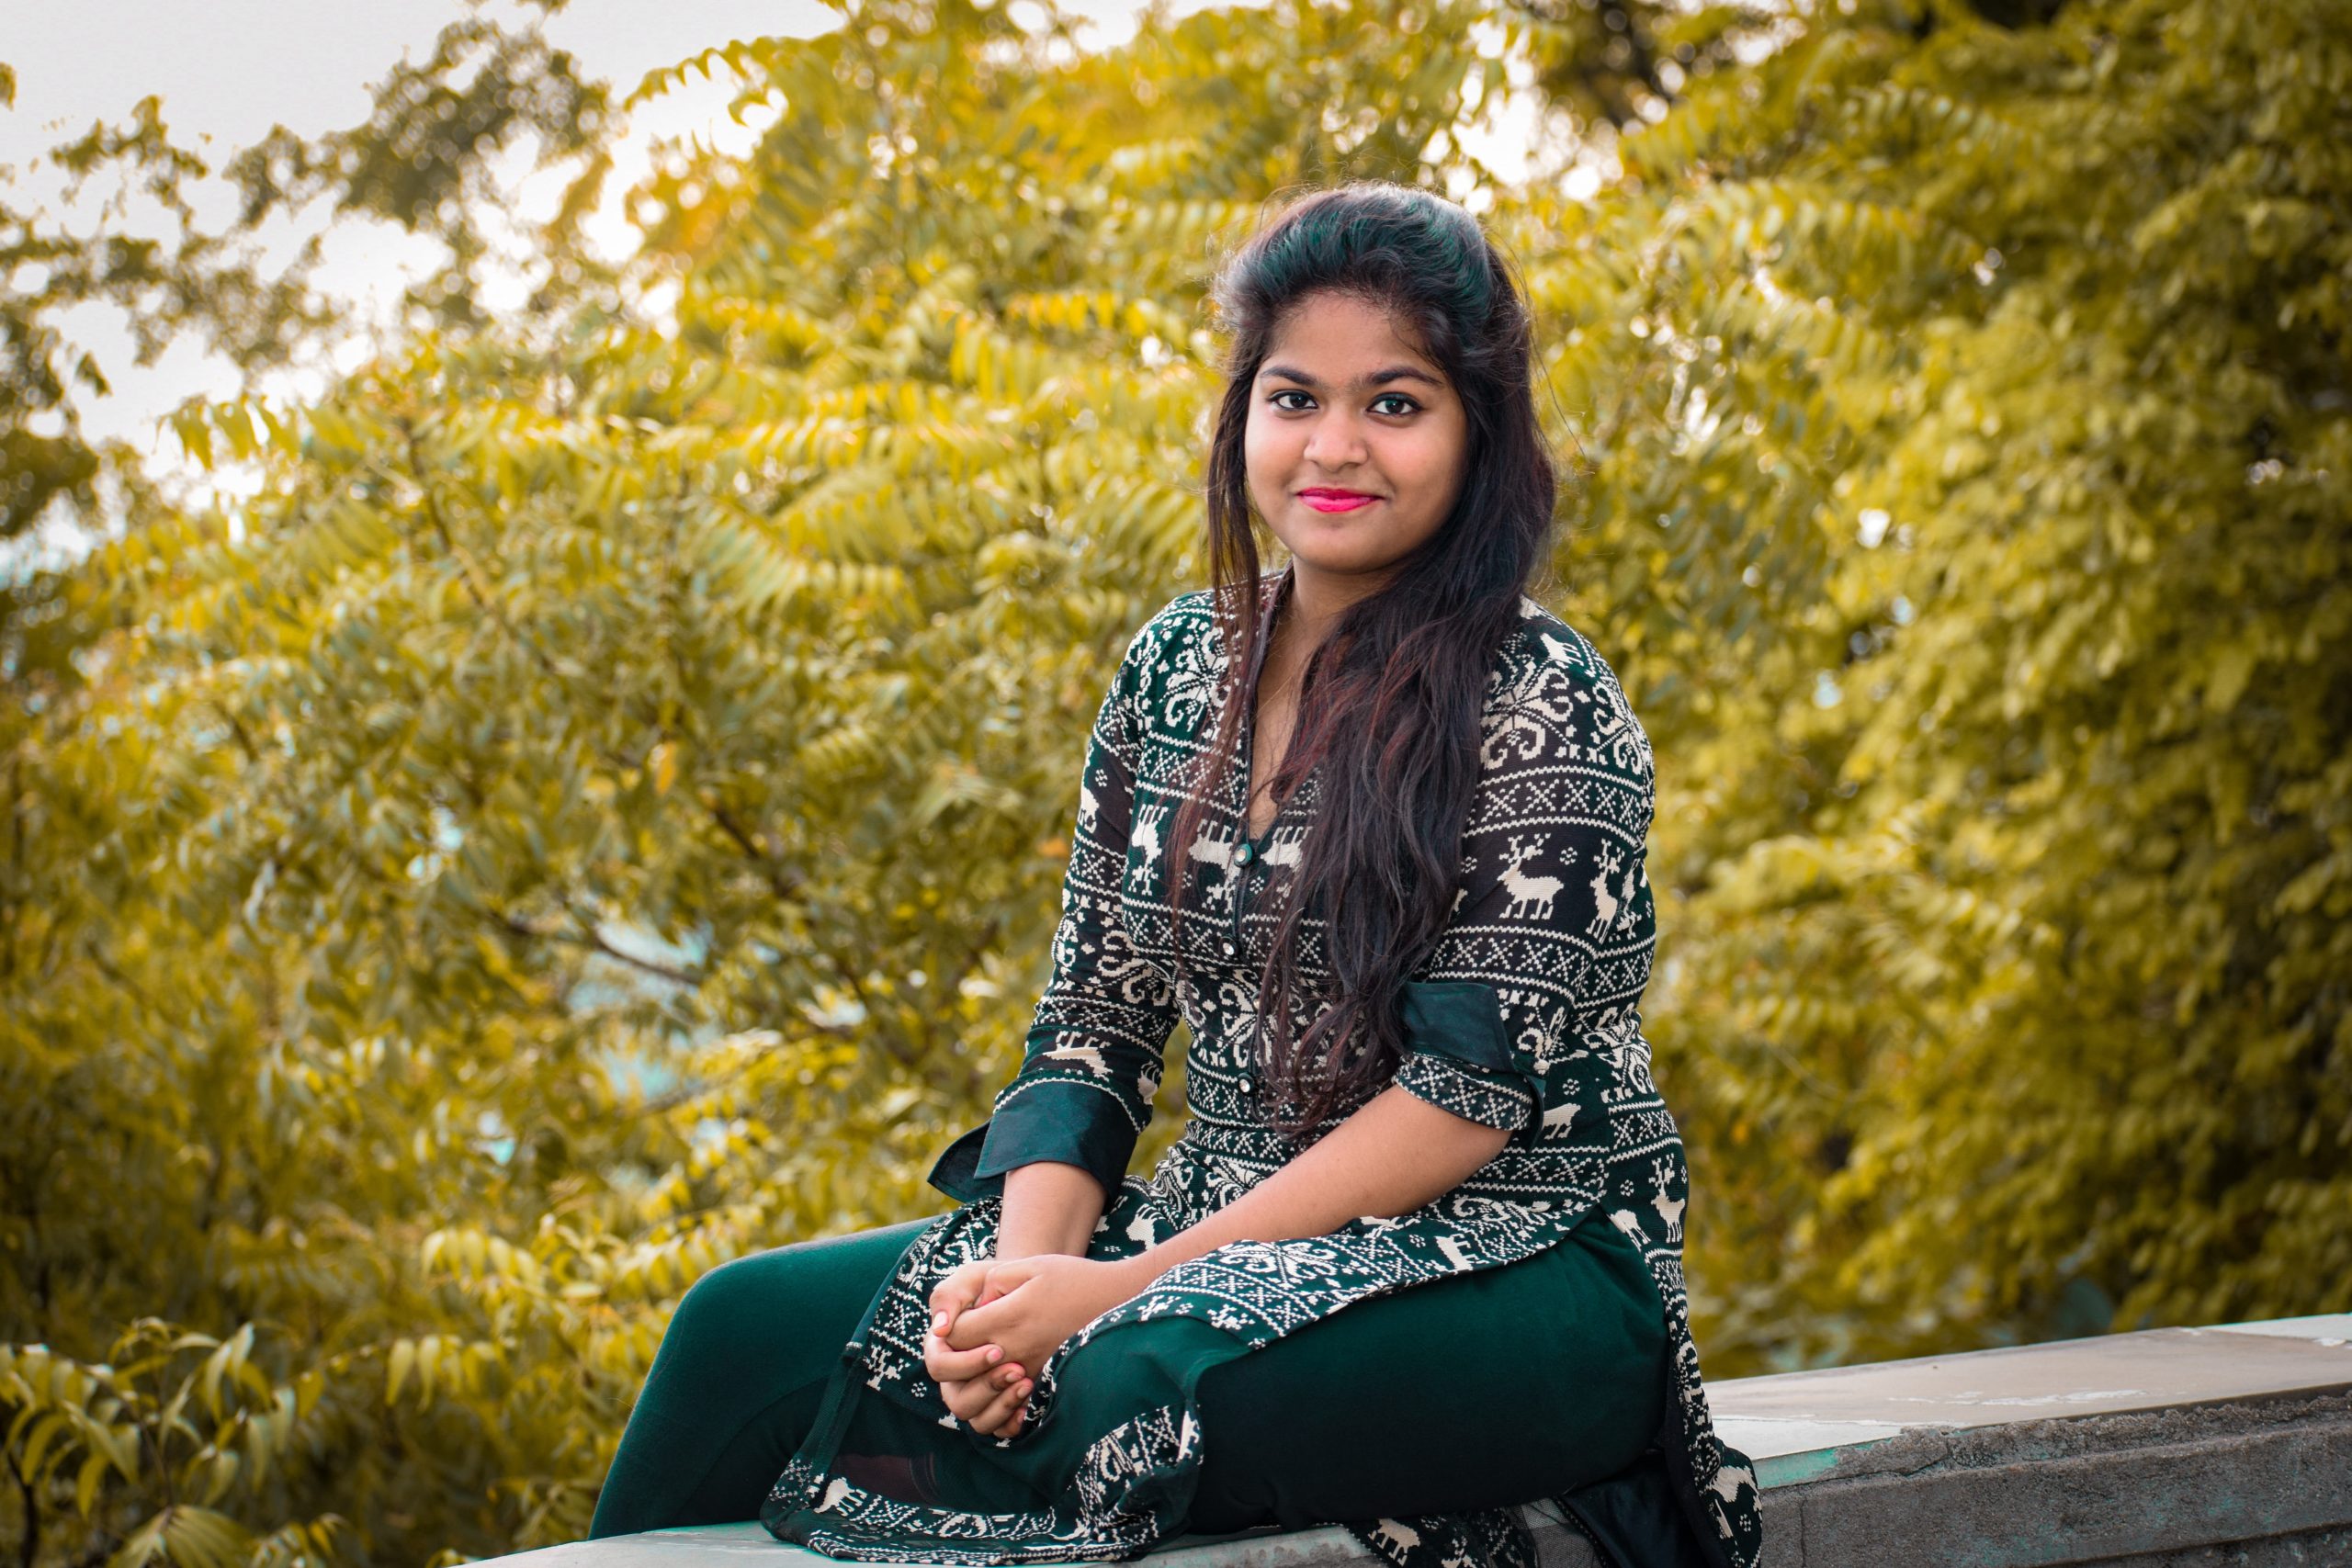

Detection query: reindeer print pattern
xmin=1499 ymin=836 xmax=1566 ymax=921
xmin=1586 ymin=845 xmax=1623 ymax=935
xmin=761 ymin=578 xmax=1761 ymax=1568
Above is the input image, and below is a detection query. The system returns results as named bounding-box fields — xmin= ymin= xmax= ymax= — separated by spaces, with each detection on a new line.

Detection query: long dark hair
xmin=1167 ymin=181 xmax=1558 ymax=1137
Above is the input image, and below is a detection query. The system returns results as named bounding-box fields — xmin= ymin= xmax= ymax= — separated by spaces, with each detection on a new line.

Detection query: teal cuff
xmin=1392 ymin=979 xmax=1539 ymax=1134
xmin=925 ymin=1122 xmax=997 ymax=1204
xmin=924 ymin=1078 xmax=1137 ymax=1204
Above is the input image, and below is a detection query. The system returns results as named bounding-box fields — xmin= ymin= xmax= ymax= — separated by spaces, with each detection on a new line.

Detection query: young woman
xmin=589 ymin=183 xmax=1762 ymax=1568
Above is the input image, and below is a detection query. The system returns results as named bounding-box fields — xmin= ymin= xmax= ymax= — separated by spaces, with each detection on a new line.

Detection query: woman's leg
xmin=1178 ymin=1215 xmax=1668 ymax=1533
xmin=587 ymin=1216 xmax=935 ymax=1539
xmin=959 ymin=1213 xmax=1669 ymax=1535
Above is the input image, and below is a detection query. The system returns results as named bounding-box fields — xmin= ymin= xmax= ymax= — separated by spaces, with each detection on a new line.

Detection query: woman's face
xmin=1243 ymin=288 xmax=1470 ymax=592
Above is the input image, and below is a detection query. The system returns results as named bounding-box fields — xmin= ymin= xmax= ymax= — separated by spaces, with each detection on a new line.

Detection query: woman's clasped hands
xmin=922 ymin=1253 xmax=1150 ymax=1438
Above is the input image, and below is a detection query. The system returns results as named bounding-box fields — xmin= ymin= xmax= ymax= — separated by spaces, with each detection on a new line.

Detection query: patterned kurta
xmin=761 ymin=574 xmax=1764 ymax=1568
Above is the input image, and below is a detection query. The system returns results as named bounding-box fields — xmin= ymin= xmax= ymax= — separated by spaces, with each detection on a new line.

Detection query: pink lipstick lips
xmin=1297 ymin=488 xmax=1379 ymax=513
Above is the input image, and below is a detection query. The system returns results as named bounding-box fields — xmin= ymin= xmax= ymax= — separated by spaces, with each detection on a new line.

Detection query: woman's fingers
xmin=937 ymin=1373 xmax=988 ymax=1422
xmin=944 ymin=1289 xmax=1021 ymax=1351
xmin=964 ymin=1371 xmax=1034 ymax=1437
xmin=936 ymin=1362 xmax=1028 ymax=1422
xmin=922 ymin=1325 xmax=1006 ymax=1385
xmin=928 ymin=1262 xmax=989 ymax=1337
xmin=955 ymin=1257 xmax=1035 ymax=1331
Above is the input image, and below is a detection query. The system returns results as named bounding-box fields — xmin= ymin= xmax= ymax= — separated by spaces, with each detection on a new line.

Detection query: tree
xmin=2 ymin=2 xmax=1518 ymax=1560
xmin=4 ymin=0 xmax=2346 ymax=1560
xmin=1557 ymin=0 xmax=2352 ymax=1365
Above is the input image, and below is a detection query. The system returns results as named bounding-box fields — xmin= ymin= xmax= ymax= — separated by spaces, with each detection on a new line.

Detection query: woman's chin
xmin=1282 ymin=540 xmax=1419 ymax=582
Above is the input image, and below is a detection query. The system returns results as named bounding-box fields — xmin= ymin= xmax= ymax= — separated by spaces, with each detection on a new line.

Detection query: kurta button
xmin=1220 ymin=940 xmax=1237 ymax=956
xmin=1236 ymin=841 xmax=1254 ymax=865
xmin=1239 ymin=1076 xmax=1254 ymax=1094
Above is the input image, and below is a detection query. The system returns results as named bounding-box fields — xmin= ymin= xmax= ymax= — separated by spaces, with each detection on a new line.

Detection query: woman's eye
xmin=1370 ymin=394 xmax=1419 ymax=416
xmin=1269 ymin=389 xmax=1314 ymax=412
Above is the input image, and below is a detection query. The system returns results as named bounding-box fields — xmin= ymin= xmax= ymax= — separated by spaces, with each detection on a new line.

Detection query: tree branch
xmin=493 ymin=908 xmax=703 ymax=989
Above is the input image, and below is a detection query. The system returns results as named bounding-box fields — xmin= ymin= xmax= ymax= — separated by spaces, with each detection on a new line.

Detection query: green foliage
xmin=2 ymin=1328 xmax=345 ymax=1568
xmin=3 ymin=0 xmax=2346 ymax=1561
xmin=1560 ymin=0 xmax=2352 ymax=1367
xmin=2 ymin=2 xmax=1510 ymax=1561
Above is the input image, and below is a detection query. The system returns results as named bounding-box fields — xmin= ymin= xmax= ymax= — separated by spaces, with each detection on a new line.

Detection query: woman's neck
xmin=1274 ymin=556 xmax=1395 ymax=655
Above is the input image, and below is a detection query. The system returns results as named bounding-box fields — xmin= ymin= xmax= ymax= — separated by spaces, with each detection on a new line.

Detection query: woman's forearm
xmin=995 ymin=1160 xmax=1109 ymax=1260
xmin=1118 ymin=1085 xmax=1510 ymax=1289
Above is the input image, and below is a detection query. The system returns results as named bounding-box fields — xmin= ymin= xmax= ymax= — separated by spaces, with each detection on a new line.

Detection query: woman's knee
xmin=665 ymin=1253 xmax=775 ymax=1346
xmin=653 ymin=1222 xmax=924 ymax=1392
xmin=674 ymin=1220 xmax=931 ymax=1339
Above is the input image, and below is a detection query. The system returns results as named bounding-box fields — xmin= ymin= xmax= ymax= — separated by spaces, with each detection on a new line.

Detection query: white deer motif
xmin=1186 ymin=824 xmax=1241 ymax=908
xmin=1499 ymin=836 xmax=1564 ymax=921
xmin=1186 ymin=824 xmax=1238 ymax=874
xmin=1077 ymin=778 xmax=1100 ymax=829
xmin=1264 ymin=823 xmax=1309 ymax=869
xmin=1587 ymin=844 xmax=1624 ymax=934
xmin=1129 ymin=802 xmax=1169 ymax=872
xmin=1649 ymin=1155 xmax=1686 ymax=1241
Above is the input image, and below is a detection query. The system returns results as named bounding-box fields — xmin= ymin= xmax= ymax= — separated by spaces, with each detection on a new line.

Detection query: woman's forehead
xmin=1261 ymin=293 xmax=1445 ymax=383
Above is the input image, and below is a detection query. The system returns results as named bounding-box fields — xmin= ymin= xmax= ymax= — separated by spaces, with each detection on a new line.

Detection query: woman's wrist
xmin=1108 ymin=1250 xmax=1164 ymax=1298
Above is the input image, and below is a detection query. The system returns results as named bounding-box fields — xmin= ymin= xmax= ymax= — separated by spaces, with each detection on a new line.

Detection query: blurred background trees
xmin=3 ymin=0 xmax=2346 ymax=1562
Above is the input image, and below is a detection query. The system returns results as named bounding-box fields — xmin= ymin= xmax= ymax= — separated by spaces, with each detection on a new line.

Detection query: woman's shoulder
xmin=1495 ymin=595 xmax=1617 ymax=687
xmin=1092 ymin=589 xmax=1228 ymax=751
xmin=1126 ymin=586 xmax=1221 ymax=651
xmin=1112 ymin=581 xmax=1250 ymax=680
xmin=1485 ymin=596 xmax=1655 ymax=786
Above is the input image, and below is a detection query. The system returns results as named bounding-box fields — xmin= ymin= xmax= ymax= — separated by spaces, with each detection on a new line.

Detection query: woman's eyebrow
xmin=1257 ymin=363 xmax=1445 ymax=389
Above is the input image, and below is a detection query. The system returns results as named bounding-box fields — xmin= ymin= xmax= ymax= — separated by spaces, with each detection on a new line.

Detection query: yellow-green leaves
xmin=7 ymin=4 xmax=1521 ymax=1560
xmin=1604 ymin=0 xmax=2352 ymax=1371
xmin=7 ymin=0 xmax=2348 ymax=1563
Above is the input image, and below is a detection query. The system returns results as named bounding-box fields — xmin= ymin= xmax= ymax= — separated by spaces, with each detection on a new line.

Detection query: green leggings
xmin=589 ymin=1210 xmax=1668 ymax=1543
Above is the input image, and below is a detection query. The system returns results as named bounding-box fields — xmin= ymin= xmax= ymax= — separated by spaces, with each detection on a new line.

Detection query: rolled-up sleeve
xmin=929 ymin=630 xmax=1179 ymax=1203
xmin=1391 ymin=634 xmax=1659 ymax=1148
xmin=1391 ymin=979 xmax=1541 ymax=1132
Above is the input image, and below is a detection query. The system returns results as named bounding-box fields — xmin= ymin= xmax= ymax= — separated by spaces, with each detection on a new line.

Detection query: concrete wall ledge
xmin=508 ymin=1313 xmax=2352 ymax=1568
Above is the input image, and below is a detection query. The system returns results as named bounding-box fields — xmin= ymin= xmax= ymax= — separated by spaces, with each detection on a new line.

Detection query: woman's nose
xmin=1302 ymin=413 xmax=1368 ymax=468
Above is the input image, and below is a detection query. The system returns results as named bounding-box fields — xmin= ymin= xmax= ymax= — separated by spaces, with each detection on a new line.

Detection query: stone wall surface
xmin=495 ymin=1313 xmax=2352 ymax=1568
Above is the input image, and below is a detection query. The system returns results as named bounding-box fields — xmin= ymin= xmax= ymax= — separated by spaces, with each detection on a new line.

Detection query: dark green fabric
xmin=1394 ymin=980 xmax=1519 ymax=1078
xmin=589 ymin=1217 xmax=936 ymax=1540
xmin=1555 ymin=1446 xmax=1722 ymax=1568
xmin=927 ymin=1121 xmax=996 ymax=1204
xmin=973 ymin=1077 xmax=1141 ymax=1199
xmin=1392 ymin=978 xmax=1544 ymax=1139
xmin=593 ymin=1210 xmax=1668 ymax=1544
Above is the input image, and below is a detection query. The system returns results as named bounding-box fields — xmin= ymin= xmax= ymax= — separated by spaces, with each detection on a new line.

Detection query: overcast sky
xmin=0 ymin=0 xmax=1201 ymax=480
xmin=3 ymin=0 xmax=1551 ymax=523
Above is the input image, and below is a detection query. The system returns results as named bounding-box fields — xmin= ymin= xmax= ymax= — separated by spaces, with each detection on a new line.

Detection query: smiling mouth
xmin=1296 ymin=489 xmax=1380 ymax=513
